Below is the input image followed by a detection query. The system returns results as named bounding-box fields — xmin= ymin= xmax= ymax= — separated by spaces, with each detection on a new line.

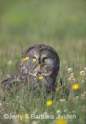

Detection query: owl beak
xmin=38 ymin=64 xmax=43 ymax=68
xmin=38 ymin=64 xmax=42 ymax=69
xmin=37 ymin=75 xmax=44 ymax=80
xmin=37 ymin=64 xmax=42 ymax=74
xmin=36 ymin=64 xmax=44 ymax=80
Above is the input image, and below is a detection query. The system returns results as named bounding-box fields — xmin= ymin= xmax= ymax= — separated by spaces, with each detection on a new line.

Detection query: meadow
xmin=0 ymin=0 xmax=86 ymax=124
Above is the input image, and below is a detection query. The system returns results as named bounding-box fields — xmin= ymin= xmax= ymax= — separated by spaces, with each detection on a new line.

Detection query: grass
xmin=0 ymin=0 xmax=86 ymax=124
xmin=0 ymin=40 xmax=86 ymax=124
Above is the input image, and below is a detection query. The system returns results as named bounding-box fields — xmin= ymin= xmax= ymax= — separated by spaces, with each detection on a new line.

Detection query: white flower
xmin=59 ymin=99 xmax=66 ymax=102
xmin=56 ymin=110 xmax=61 ymax=114
xmin=68 ymin=77 xmax=76 ymax=82
xmin=68 ymin=72 xmax=76 ymax=82
xmin=80 ymin=71 xmax=85 ymax=76
xmin=67 ymin=68 xmax=73 ymax=73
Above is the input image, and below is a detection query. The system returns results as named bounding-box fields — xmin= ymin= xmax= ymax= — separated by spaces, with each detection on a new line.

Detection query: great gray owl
xmin=1 ymin=44 xmax=60 ymax=95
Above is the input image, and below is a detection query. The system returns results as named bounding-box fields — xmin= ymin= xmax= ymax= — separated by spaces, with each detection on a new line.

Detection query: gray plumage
xmin=1 ymin=44 xmax=60 ymax=95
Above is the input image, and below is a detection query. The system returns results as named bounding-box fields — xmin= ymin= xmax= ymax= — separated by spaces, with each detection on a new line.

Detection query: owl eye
xmin=32 ymin=57 xmax=37 ymax=63
xmin=43 ymin=57 xmax=54 ymax=65
xmin=42 ymin=57 xmax=48 ymax=62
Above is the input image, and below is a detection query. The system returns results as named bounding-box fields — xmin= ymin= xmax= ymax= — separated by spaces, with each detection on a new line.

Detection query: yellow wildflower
xmin=22 ymin=56 xmax=29 ymax=62
xmin=46 ymin=99 xmax=53 ymax=107
xmin=37 ymin=75 xmax=44 ymax=80
xmin=55 ymin=118 xmax=68 ymax=124
xmin=71 ymin=83 xmax=80 ymax=91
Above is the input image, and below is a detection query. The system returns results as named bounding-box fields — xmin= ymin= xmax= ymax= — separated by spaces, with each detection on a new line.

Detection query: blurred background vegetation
xmin=0 ymin=0 xmax=86 ymax=43
xmin=0 ymin=0 xmax=86 ymax=72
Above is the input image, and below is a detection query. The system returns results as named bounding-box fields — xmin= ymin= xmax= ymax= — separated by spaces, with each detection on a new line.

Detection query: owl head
xmin=19 ymin=44 xmax=60 ymax=92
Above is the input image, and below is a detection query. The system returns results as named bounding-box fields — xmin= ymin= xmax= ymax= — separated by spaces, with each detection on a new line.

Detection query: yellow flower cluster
xmin=71 ymin=83 xmax=80 ymax=91
xmin=46 ymin=99 xmax=53 ymax=107
xmin=22 ymin=56 xmax=29 ymax=62
xmin=55 ymin=118 xmax=68 ymax=124
xmin=37 ymin=75 xmax=44 ymax=80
